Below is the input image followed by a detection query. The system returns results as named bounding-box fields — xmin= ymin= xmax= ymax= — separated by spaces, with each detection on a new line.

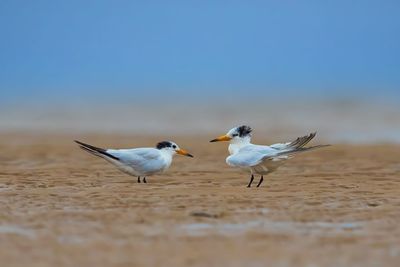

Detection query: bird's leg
xmin=143 ymin=177 xmax=147 ymax=183
xmin=137 ymin=176 xmax=141 ymax=183
xmin=247 ymin=174 xmax=254 ymax=188
xmin=256 ymin=175 xmax=264 ymax=188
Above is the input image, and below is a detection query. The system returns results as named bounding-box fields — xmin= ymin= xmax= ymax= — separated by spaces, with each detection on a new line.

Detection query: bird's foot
xmin=256 ymin=176 xmax=264 ymax=187
xmin=247 ymin=175 xmax=254 ymax=188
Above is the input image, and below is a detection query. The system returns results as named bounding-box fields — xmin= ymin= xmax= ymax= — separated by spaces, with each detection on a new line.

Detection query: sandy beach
xmin=1 ymin=132 xmax=399 ymax=267
xmin=2 ymin=1 xmax=399 ymax=266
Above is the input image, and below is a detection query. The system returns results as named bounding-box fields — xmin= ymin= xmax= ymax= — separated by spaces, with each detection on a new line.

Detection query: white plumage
xmin=75 ymin=140 xmax=193 ymax=183
xmin=211 ymin=126 xmax=329 ymax=187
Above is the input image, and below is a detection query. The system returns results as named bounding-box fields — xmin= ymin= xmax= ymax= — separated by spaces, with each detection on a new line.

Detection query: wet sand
xmin=1 ymin=132 xmax=400 ymax=267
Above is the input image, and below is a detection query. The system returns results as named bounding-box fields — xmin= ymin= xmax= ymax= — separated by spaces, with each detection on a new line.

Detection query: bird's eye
xmin=232 ymin=134 xmax=238 ymax=137
xmin=172 ymin=145 xmax=177 ymax=149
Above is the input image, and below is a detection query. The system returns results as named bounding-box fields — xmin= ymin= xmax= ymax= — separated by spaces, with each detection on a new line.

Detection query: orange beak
xmin=210 ymin=134 xmax=232 ymax=142
xmin=176 ymin=148 xmax=194 ymax=158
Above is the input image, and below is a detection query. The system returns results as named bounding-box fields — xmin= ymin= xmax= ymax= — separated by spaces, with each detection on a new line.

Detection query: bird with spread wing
xmin=210 ymin=125 xmax=329 ymax=187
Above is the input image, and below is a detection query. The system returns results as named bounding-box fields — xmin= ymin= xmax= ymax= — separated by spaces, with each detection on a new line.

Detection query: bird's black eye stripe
xmin=232 ymin=134 xmax=238 ymax=137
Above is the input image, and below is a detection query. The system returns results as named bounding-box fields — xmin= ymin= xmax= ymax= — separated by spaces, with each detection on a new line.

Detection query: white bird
xmin=210 ymin=125 xmax=329 ymax=188
xmin=74 ymin=140 xmax=193 ymax=183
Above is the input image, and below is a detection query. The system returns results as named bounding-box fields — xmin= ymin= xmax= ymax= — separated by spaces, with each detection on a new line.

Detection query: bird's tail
xmin=74 ymin=140 xmax=120 ymax=161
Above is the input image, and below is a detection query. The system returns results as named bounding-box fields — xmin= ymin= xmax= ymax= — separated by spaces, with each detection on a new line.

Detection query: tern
xmin=210 ymin=125 xmax=329 ymax=188
xmin=74 ymin=140 xmax=193 ymax=183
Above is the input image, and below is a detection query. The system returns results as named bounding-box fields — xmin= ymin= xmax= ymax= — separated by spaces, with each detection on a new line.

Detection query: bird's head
xmin=210 ymin=125 xmax=252 ymax=143
xmin=156 ymin=141 xmax=193 ymax=157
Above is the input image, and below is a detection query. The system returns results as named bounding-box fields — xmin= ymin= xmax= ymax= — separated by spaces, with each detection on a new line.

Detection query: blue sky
xmin=1 ymin=0 xmax=399 ymax=104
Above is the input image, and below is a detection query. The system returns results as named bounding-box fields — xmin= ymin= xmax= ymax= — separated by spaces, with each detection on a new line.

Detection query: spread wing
xmin=268 ymin=132 xmax=330 ymax=157
xmin=270 ymin=132 xmax=316 ymax=150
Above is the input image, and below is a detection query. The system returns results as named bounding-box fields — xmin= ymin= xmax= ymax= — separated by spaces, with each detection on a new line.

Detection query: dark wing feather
xmin=74 ymin=140 xmax=120 ymax=161
xmin=286 ymin=132 xmax=317 ymax=149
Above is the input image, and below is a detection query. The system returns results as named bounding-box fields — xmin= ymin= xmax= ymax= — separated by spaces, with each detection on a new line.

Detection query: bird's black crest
xmin=237 ymin=125 xmax=252 ymax=137
xmin=156 ymin=141 xmax=172 ymax=149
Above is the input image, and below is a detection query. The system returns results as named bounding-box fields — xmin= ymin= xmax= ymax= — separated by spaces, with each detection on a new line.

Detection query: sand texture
xmin=1 ymin=133 xmax=400 ymax=267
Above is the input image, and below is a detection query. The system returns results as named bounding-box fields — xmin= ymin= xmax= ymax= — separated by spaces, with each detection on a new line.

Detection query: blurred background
xmin=0 ymin=0 xmax=399 ymax=142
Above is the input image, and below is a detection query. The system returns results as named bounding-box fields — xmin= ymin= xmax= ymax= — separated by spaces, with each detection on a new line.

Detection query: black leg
xmin=137 ymin=176 xmax=141 ymax=183
xmin=256 ymin=175 xmax=264 ymax=187
xmin=143 ymin=177 xmax=147 ymax=183
xmin=247 ymin=174 xmax=254 ymax=188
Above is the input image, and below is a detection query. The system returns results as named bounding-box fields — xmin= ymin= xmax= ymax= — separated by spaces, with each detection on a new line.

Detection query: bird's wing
xmin=265 ymin=144 xmax=331 ymax=158
xmin=227 ymin=152 xmax=262 ymax=167
xmin=227 ymin=146 xmax=279 ymax=167
xmin=238 ymin=144 xmax=278 ymax=154
xmin=268 ymin=132 xmax=330 ymax=157
xmin=270 ymin=132 xmax=317 ymax=150
xmin=75 ymin=140 xmax=120 ymax=161
xmin=106 ymin=148 xmax=163 ymax=173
